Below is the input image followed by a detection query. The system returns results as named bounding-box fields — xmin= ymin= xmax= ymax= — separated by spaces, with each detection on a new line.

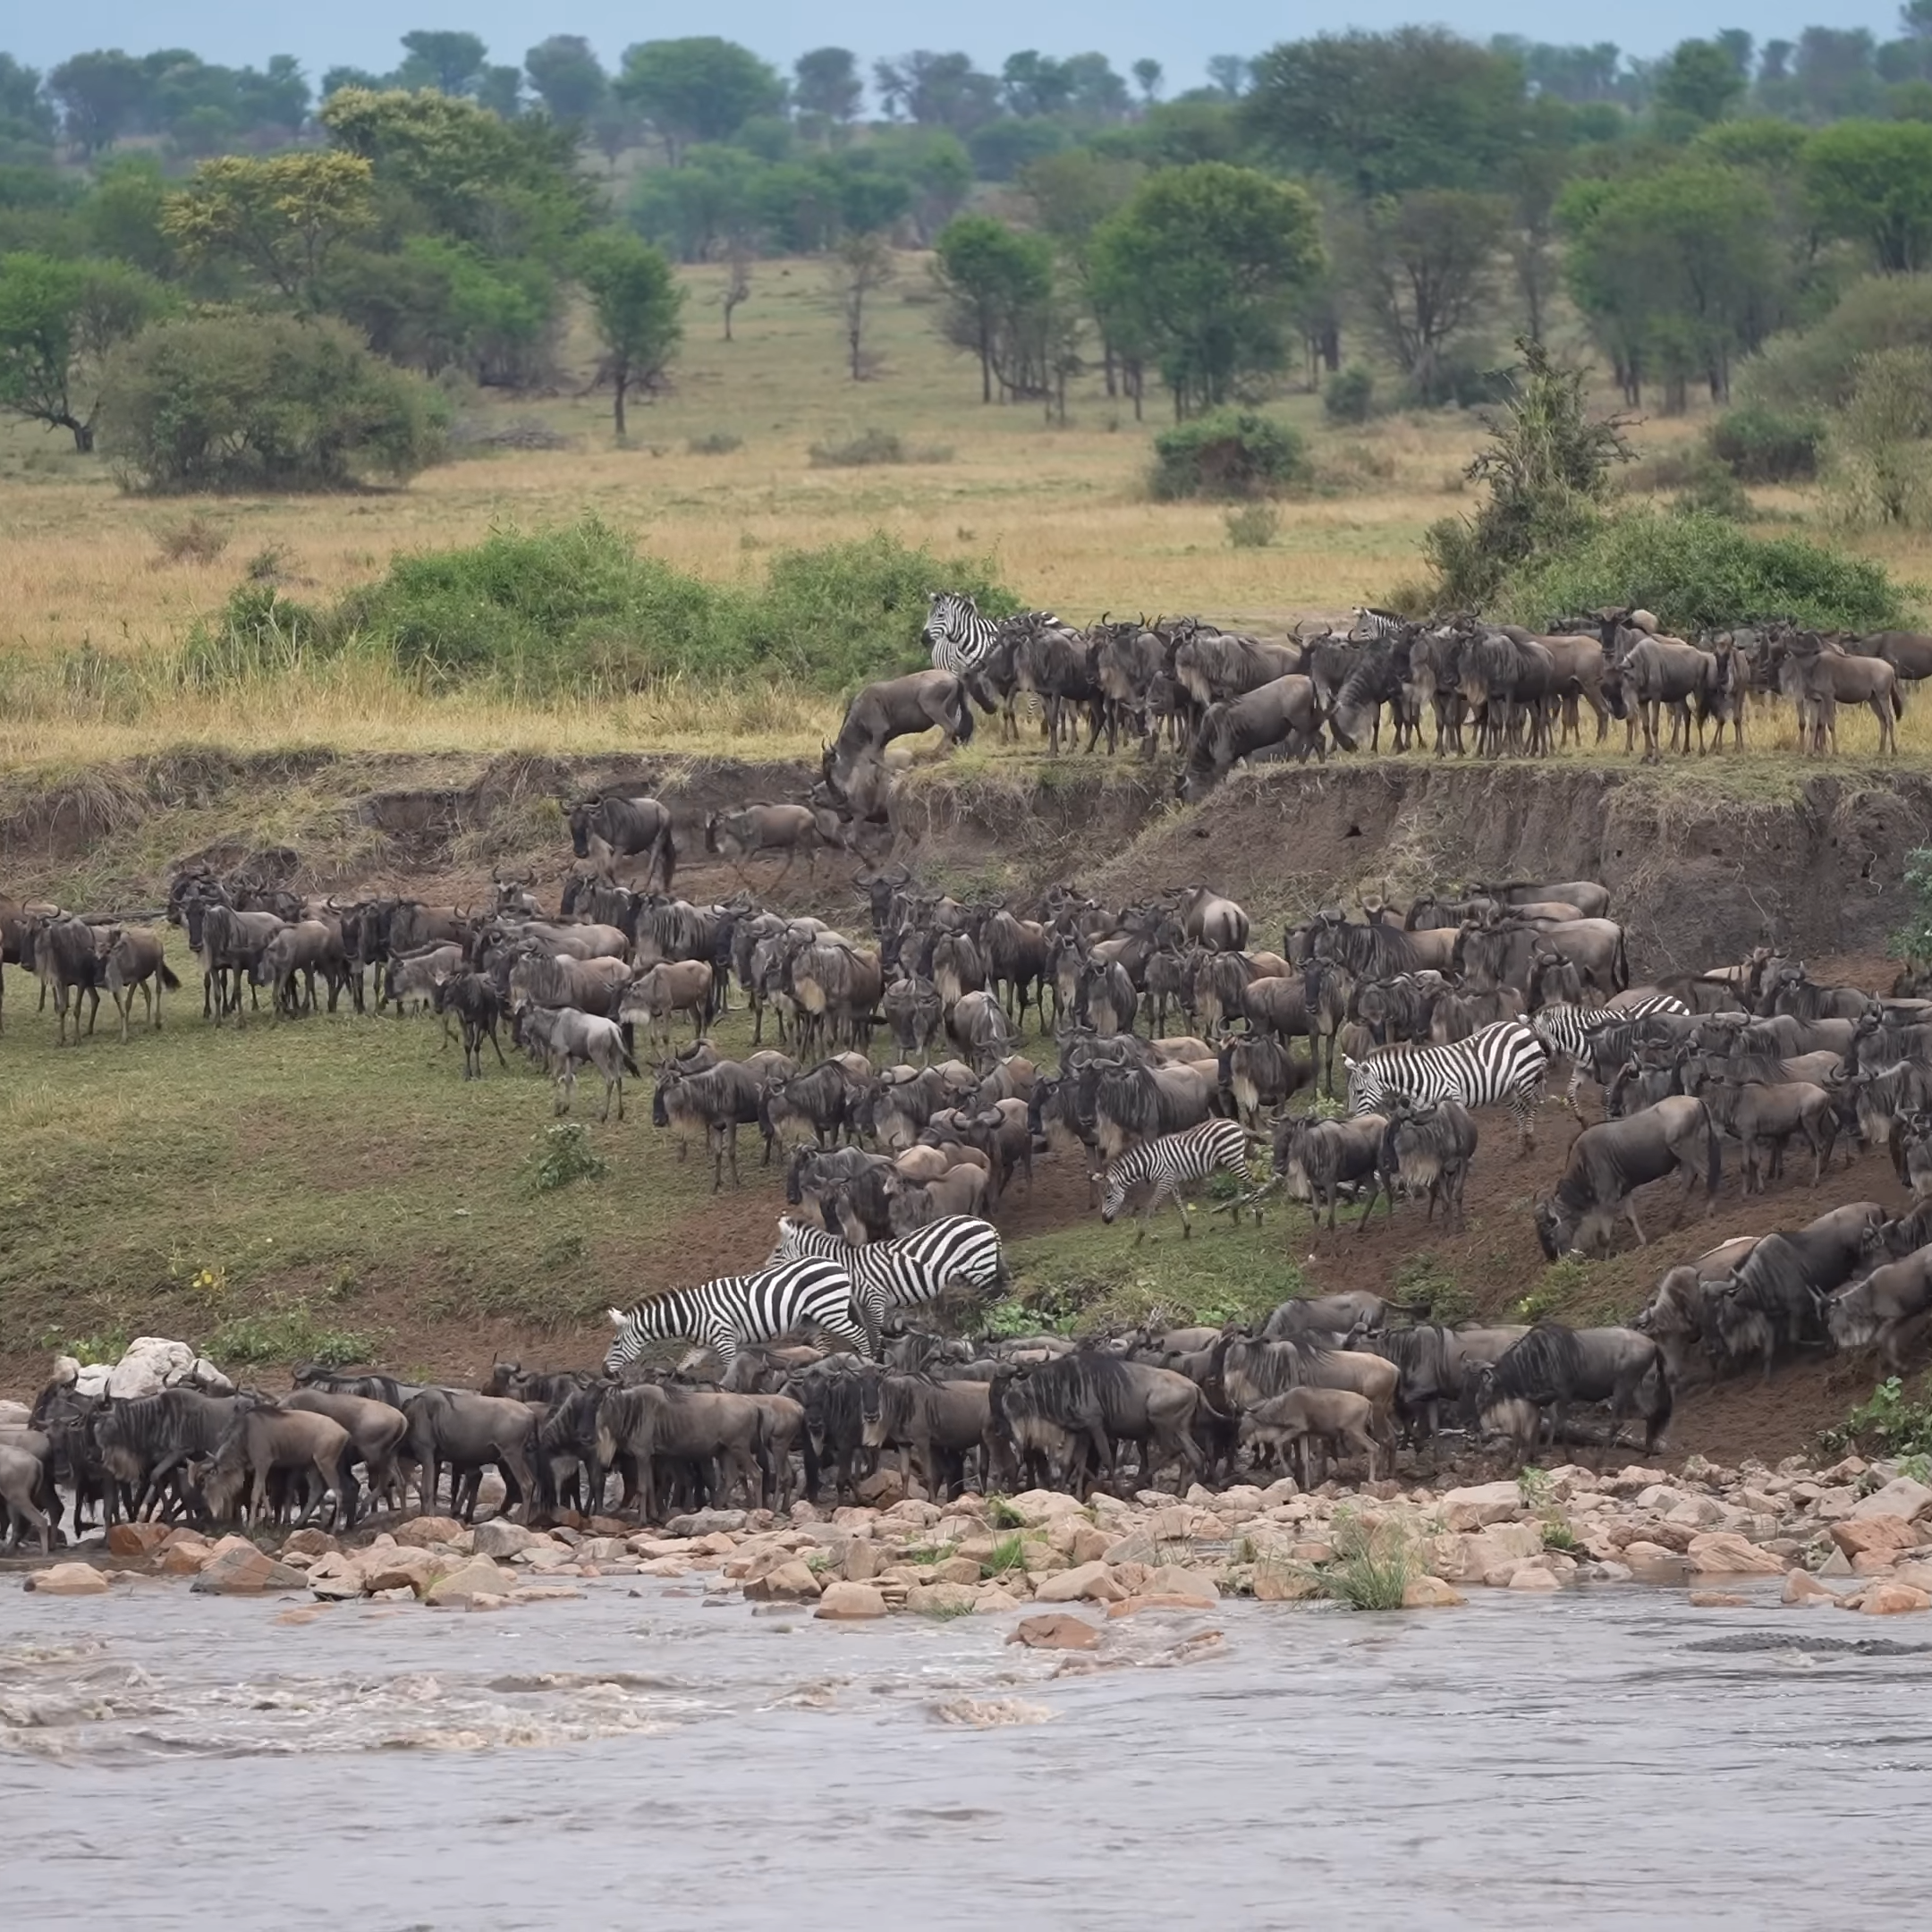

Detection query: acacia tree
xmin=932 ymin=214 xmax=1055 ymax=402
xmin=826 ymin=232 xmax=894 ymax=381
xmin=576 ymin=231 xmax=684 ymax=435
xmin=161 ymin=152 xmax=375 ymax=306
xmin=615 ymin=38 xmax=784 ymax=165
xmin=0 ymin=252 xmax=167 ymax=450
xmin=524 ymin=37 xmax=608 ymax=123
xmin=1804 ymin=121 xmax=1932 ymax=274
xmin=1089 ymin=163 xmax=1323 ymax=416
xmin=1341 ymin=190 xmax=1507 ymax=400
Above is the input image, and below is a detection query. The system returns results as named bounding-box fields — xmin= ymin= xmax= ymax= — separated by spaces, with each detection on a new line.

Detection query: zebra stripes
xmin=923 ymin=592 xmax=1004 ymax=679
xmin=1345 ymin=1019 xmax=1549 ymax=1153
xmin=1097 ymin=1117 xmax=1259 ymax=1240
xmin=1530 ymin=996 xmax=1690 ymax=1109
xmin=768 ymin=1214 xmax=1009 ymax=1339
xmin=1350 ymin=606 xmax=1409 ymax=641
xmin=604 ymin=1256 xmax=870 ymax=1372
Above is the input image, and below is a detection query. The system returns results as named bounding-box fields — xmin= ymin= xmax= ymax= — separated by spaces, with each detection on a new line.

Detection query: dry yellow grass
xmin=2 ymin=254 xmax=1929 ymax=769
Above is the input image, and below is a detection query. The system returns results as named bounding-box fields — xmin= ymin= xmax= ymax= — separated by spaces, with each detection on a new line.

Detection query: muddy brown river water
xmin=2 ymin=1577 xmax=1927 ymax=1928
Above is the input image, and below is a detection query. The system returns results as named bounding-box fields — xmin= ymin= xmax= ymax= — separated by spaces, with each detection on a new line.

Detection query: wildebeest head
xmin=1533 ymin=1198 xmax=1572 ymax=1261
xmin=565 ymin=800 xmax=596 ymax=860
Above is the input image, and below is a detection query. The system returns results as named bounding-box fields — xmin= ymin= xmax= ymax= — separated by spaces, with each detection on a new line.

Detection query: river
xmin=2 ymin=1575 xmax=1926 ymax=1928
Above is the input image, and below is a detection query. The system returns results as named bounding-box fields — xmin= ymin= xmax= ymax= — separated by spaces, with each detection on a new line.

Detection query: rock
xmin=1507 ymin=1566 xmax=1561 ymax=1592
xmin=742 ymin=1559 xmax=821 ymax=1603
xmin=191 ymin=1546 xmax=309 ymax=1595
xmin=1818 ymin=1545 xmax=1856 ymax=1577
xmin=1894 ymin=1562 xmax=1932 ymax=1592
xmin=280 ymin=1527 xmax=341 ymax=1558
xmin=309 ymin=1572 xmax=365 ymax=1601
xmin=472 ymin=1520 xmax=540 ymax=1560
xmin=854 ymin=1470 xmax=907 ymax=1507
xmin=1401 ymin=1575 xmax=1465 ymax=1608
xmin=1782 ymin=1569 xmax=1839 ymax=1606
xmin=886 ymin=1498 xmax=944 ymax=1530
xmin=1852 ymin=1551 xmax=1901 ymax=1577
xmin=1440 ymin=1481 xmax=1523 ymax=1531
xmin=1821 ymin=1455 xmax=1868 ymax=1483
xmin=1684 ymin=1532 xmax=1785 ymax=1575
xmin=1576 ymin=1561 xmax=1633 ymax=1584
xmin=1689 ymin=1591 xmax=1750 ymax=1607
xmin=842 ymin=1539 xmax=880 ymax=1583
xmin=1605 ymin=1465 xmax=1668 ymax=1496
xmin=1019 ymin=1543 xmax=1068 ymax=1574
xmin=1143 ymin=1564 xmax=1219 ymax=1603
xmin=930 ymin=1557 xmax=982 ymax=1587
xmin=816 ymin=1581 xmax=888 ymax=1621
xmin=1032 ymin=1561 xmax=1127 ymax=1606
xmin=903 ymin=1581 xmax=978 ymax=1616
xmin=1664 ymin=1496 xmax=1725 ymax=1529
xmin=106 ymin=1337 xmax=215 ymax=1401
xmin=393 ymin=1516 xmax=468 ymax=1549
xmin=1102 ymin=1530 xmax=1158 ymax=1566
xmin=1007 ymin=1489 xmax=1089 ymax=1528
xmin=1831 ymin=1515 xmax=1921 ymax=1559
xmin=361 ymin=1548 xmax=437 ymax=1594
xmin=422 ymin=1559 xmax=515 ymax=1606
xmin=665 ymin=1509 xmax=749 ymax=1538
xmin=1009 ymin=1613 xmax=1101 ymax=1651
xmin=1853 ymin=1476 xmax=1932 ymax=1522
xmin=1859 ymin=1580 xmax=1932 ymax=1615
xmin=157 ymin=1538 xmax=214 ymax=1577
xmin=105 ymin=1521 xmax=170 ymax=1557
xmin=973 ymin=1585 xmax=1023 ymax=1613
xmin=1253 ymin=1563 xmax=1323 ymax=1602
xmin=25 ymin=1563 xmax=109 ymax=1596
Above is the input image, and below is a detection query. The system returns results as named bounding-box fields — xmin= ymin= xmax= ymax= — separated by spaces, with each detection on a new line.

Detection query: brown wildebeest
xmin=1239 ymin=1386 xmax=1381 ymax=1486
xmin=103 ymin=927 xmax=181 ymax=1042
xmin=205 ymin=1402 xmax=357 ymax=1530
xmin=30 ymin=912 xmax=104 ymax=1045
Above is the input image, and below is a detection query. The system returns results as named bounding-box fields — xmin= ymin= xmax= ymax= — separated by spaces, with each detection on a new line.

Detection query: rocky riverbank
xmin=21 ymin=1452 xmax=1932 ymax=1623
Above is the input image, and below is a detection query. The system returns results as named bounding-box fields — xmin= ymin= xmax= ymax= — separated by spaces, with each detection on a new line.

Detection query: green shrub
xmin=1323 ymin=365 xmax=1376 ymax=425
xmin=688 ymin=429 xmax=742 ymax=454
xmin=207 ymin=1305 xmax=378 ymax=1367
xmin=211 ymin=516 xmax=1018 ymax=696
xmin=1708 ymin=405 xmax=1825 ymax=484
xmin=1392 ymin=1253 xmax=1475 ymax=1326
xmin=1673 ymin=461 xmax=1753 ymax=522
xmin=530 ymin=1123 xmax=606 ymax=1191
xmin=1819 ymin=1375 xmax=1932 ymax=1459
xmin=100 ymin=314 xmax=448 ymax=492
xmin=809 ymin=428 xmax=902 ymax=466
xmin=1496 ymin=507 xmax=1911 ymax=635
xmin=1148 ymin=409 xmax=1307 ymax=501
xmin=1224 ymin=501 xmax=1282 ymax=548
xmin=1741 ymin=273 xmax=1932 ymax=414
xmin=1286 ymin=1511 xmax=1419 ymax=1611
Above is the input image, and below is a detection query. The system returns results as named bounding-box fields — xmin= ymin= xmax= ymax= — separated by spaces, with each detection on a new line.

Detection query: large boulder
xmin=191 ymin=1546 xmax=309 ymax=1595
xmin=1684 ymin=1532 xmax=1785 ymax=1575
xmin=1031 ymin=1562 xmax=1126 ymax=1606
xmin=1008 ymin=1613 xmax=1100 ymax=1651
xmin=106 ymin=1521 xmax=170 ymax=1558
xmin=393 ymin=1517 xmax=469 ymax=1550
xmin=1830 ymin=1516 xmax=1921 ymax=1560
xmin=1439 ymin=1482 xmax=1523 ymax=1532
xmin=1401 ymin=1575 xmax=1466 ymax=1609
xmin=743 ymin=1559 xmax=821 ymax=1603
xmin=815 ymin=1580 xmax=888 ymax=1620
xmin=472 ymin=1520 xmax=541 ymax=1560
xmin=25 ymin=1563 xmax=108 ymax=1597
xmin=106 ymin=1337 xmax=233 ymax=1400
xmin=1852 ymin=1478 xmax=1932 ymax=1523
xmin=424 ymin=1558 xmax=515 ymax=1606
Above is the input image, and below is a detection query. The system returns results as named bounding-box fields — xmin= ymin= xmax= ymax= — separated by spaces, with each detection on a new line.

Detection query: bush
xmin=809 ymin=428 xmax=905 ymax=466
xmin=1496 ymin=507 xmax=1911 ymax=638
xmin=530 ymin=1123 xmax=606 ymax=1191
xmin=688 ymin=429 xmax=742 ymax=454
xmin=1148 ymin=409 xmax=1307 ymax=501
xmin=201 ymin=516 xmax=1017 ymax=696
xmin=1708 ymin=404 xmax=1826 ymax=484
xmin=1825 ymin=345 xmax=1932 ymax=530
xmin=1741 ymin=274 xmax=1932 ymax=414
xmin=100 ymin=314 xmax=448 ymax=492
xmin=1673 ymin=461 xmax=1753 ymax=522
xmin=1323 ymin=365 xmax=1376 ymax=426
xmin=1224 ymin=502 xmax=1282 ymax=548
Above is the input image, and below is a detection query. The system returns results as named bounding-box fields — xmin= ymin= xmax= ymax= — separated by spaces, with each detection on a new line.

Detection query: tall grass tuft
xmin=1292 ymin=1511 xmax=1420 ymax=1611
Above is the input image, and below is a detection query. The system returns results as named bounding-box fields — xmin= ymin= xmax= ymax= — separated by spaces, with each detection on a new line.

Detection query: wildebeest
xmin=705 ymin=802 xmax=842 ymax=883
xmin=103 ymin=927 xmax=181 ymax=1043
xmin=1633 ymin=1235 xmax=1760 ymax=1387
xmin=513 ymin=1004 xmax=640 ymax=1120
xmin=250 ymin=919 xmax=350 ymax=1020
xmin=1694 ymin=1078 xmax=1838 ymax=1193
xmin=1373 ymin=1097 xmax=1478 ymax=1227
xmin=622 ymin=960 xmax=717 ymax=1053
xmin=653 ymin=1057 xmax=789 ymax=1184
xmin=1274 ymin=1113 xmax=1389 ymax=1232
xmin=988 ymin=1352 xmax=1204 ymax=1492
xmin=824 ymin=671 xmax=974 ymax=800
xmin=1476 ymin=1324 xmax=1672 ymax=1461
xmin=1707 ymin=1204 xmax=1885 ymax=1379
xmin=1177 ymin=675 xmax=1326 ymax=801
xmin=30 ymin=912 xmax=104 ymax=1044
xmin=566 ymin=792 xmax=677 ymax=892
xmin=1238 ymin=1387 xmax=1381 ymax=1485
xmin=1534 ymin=1096 xmax=1721 ymax=1256
xmin=205 ymin=1400 xmax=357 ymax=1530
xmin=404 ymin=1387 xmax=538 ymax=1521
xmin=431 ymin=970 xmax=510 ymax=1079
xmin=1829 ymin=1241 xmax=1932 ymax=1371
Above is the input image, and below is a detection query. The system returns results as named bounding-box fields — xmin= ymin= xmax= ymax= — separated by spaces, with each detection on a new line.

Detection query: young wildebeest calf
xmin=432 ymin=970 xmax=509 ymax=1080
xmin=104 ymin=926 xmax=182 ymax=1043
xmin=514 ymin=1005 xmax=640 ymax=1121
xmin=1238 ymin=1386 xmax=1381 ymax=1487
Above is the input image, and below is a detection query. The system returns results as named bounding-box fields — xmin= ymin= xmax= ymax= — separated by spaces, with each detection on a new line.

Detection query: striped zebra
xmin=922 ymin=591 xmax=1004 ymax=679
xmin=1530 ymin=996 xmax=1690 ymax=1112
xmin=1350 ymin=606 xmax=1409 ymax=641
xmin=767 ymin=1214 xmax=1009 ymax=1340
xmin=1095 ymin=1117 xmax=1260 ymax=1241
xmin=1344 ymin=1019 xmax=1549 ymax=1154
xmin=604 ymin=1256 xmax=870 ymax=1373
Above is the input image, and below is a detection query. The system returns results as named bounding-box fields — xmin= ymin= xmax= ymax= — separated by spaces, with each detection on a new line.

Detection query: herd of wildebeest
xmin=796 ymin=597 xmax=1932 ymax=829
xmin=5 ymin=783 xmax=1932 ymax=1554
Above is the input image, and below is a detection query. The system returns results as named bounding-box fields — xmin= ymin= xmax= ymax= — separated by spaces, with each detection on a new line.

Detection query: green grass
xmin=979 ymin=1532 xmax=1029 ymax=1578
xmin=1286 ymin=1511 xmax=1421 ymax=1612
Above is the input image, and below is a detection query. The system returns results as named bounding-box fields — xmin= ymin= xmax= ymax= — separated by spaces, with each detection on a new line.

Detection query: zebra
xmin=922 ymin=591 xmax=1004 ymax=680
xmin=1344 ymin=1019 xmax=1549 ymax=1155
xmin=767 ymin=1214 xmax=1009 ymax=1341
xmin=1530 ymin=996 xmax=1690 ymax=1113
xmin=1095 ymin=1117 xmax=1260 ymax=1241
xmin=604 ymin=1256 xmax=870 ymax=1373
xmin=1350 ymin=606 xmax=1410 ymax=641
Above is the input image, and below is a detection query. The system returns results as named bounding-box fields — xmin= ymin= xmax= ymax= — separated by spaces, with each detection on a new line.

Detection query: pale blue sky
xmin=5 ymin=2 xmax=1911 ymax=95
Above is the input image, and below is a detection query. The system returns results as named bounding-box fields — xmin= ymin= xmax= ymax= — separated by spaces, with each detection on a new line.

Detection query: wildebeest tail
xmin=953 ymin=682 xmax=977 ymax=745
xmin=622 ymin=1042 xmax=642 ymax=1078
xmin=1703 ymin=1103 xmax=1722 ymax=1197
xmin=1894 ymin=680 xmax=1906 ymax=719
xmin=158 ymin=962 xmax=182 ymax=990
xmin=654 ymin=824 xmax=677 ymax=895
xmin=1613 ymin=925 xmax=1629 ymax=992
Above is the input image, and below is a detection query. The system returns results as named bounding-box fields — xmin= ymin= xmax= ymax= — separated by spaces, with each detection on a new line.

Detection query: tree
xmin=874 ymin=53 xmax=999 ymax=132
xmin=1655 ymin=39 xmax=1747 ymax=123
xmin=1205 ymin=56 xmax=1250 ymax=99
xmin=793 ymin=48 xmax=862 ymax=124
xmin=576 ymin=231 xmax=684 ymax=435
xmin=396 ymin=31 xmax=488 ymax=97
xmin=1829 ymin=345 xmax=1932 ymax=525
xmin=475 ymin=67 xmax=524 ymax=120
xmin=80 ymin=156 xmax=174 ymax=276
xmin=47 ymin=50 xmax=149 ymax=155
xmin=614 ymin=38 xmax=784 ymax=165
xmin=1132 ymin=59 xmax=1165 ymax=104
xmin=1796 ymin=28 xmax=1883 ymax=120
xmin=1089 ymin=163 xmax=1324 ymax=416
xmin=162 ymin=153 xmax=376 ymax=306
xmin=0 ymin=252 xmax=166 ymax=451
xmin=1002 ymin=52 xmax=1075 ymax=117
xmin=932 ymin=214 xmax=1055 ymax=401
xmin=525 ymin=36 xmax=607 ymax=123
xmin=826 ymin=232 xmax=895 ymax=381
xmin=0 ymin=55 xmax=55 ymax=160
xmin=99 ymin=312 xmax=446 ymax=490
xmin=1245 ymin=30 xmax=1526 ymax=199
xmin=1562 ymin=163 xmax=1784 ymax=407
xmin=1021 ymin=149 xmax=1145 ymax=393
xmin=721 ymin=242 xmax=752 ymax=342
xmin=1342 ymin=191 xmax=1508 ymax=398
xmin=1804 ymin=121 xmax=1932 ymax=272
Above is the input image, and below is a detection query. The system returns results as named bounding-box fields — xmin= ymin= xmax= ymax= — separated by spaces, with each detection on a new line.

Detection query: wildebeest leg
xmin=1625 ymin=1198 xmax=1647 ymax=1247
